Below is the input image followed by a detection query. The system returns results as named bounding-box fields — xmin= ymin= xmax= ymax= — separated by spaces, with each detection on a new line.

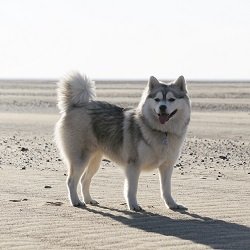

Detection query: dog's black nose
xmin=159 ymin=105 xmax=166 ymax=112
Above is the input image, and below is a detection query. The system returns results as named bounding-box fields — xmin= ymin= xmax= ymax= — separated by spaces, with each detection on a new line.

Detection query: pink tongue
xmin=159 ymin=114 xmax=169 ymax=124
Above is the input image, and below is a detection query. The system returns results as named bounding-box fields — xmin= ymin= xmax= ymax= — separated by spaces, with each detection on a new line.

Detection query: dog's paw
xmin=129 ymin=204 xmax=143 ymax=212
xmin=72 ymin=201 xmax=86 ymax=208
xmin=169 ymin=204 xmax=188 ymax=211
xmin=85 ymin=199 xmax=99 ymax=206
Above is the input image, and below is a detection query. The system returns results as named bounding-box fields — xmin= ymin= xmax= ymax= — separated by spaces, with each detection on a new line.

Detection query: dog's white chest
xmin=138 ymin=143 xmax=168 ymax=170
xmin=138 ymin=134 xmax=183 ymax=170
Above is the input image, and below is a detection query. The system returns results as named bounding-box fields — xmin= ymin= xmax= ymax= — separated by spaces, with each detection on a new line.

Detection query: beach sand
xmin=0 ymin=80 xmax=249 ymax=249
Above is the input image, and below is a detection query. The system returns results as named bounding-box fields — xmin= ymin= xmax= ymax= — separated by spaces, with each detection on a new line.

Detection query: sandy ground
xmin=0 ymin=80 xmax=250 ymax=249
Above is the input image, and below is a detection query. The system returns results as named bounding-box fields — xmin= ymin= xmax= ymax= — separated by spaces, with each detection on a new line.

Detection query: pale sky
xmin=0 ymin=0 xmax=250 ymax=80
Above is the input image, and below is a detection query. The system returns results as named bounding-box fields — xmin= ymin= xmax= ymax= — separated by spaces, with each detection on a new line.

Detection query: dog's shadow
xmin=82 ymin=204 xmax=250 ymax=249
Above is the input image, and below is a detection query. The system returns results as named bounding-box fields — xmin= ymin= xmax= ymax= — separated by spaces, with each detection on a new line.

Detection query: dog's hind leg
xmin=81 ymin=152 xmax=102 ymax=205
xmin=67 ymin=155 xmax=90 ymax=207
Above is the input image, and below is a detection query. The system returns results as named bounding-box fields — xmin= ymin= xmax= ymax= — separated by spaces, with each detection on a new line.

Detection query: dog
xmin=55 ymin=72 xmax=191 ymax=211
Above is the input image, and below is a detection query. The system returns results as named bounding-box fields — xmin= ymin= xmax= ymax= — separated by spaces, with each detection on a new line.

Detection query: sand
xmin=0 ymin=80 xmax=250 ymax=249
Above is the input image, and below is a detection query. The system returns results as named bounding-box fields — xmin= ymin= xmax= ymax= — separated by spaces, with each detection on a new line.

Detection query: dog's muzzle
xmin=158 ymin=109 xmax=177 ymax=124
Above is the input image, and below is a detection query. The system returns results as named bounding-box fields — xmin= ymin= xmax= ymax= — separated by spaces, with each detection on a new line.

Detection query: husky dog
xmin=55 ymin=72 xmax=191 ymax=211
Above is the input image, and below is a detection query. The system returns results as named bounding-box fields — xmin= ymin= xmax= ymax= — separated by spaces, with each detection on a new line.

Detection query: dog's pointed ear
xmin=175 ymin=75 xmax=187 ymax=93
xmin=148 ymin=76 xmax=160 ymax=90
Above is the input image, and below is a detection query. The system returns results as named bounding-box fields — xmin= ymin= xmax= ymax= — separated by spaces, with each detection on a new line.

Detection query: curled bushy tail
xmin=57 ymin=72 xmax=96 ymax=112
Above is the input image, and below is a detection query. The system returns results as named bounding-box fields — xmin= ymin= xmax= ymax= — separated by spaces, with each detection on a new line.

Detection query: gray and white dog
xmin=55 ymin=72 xmax=191 ymax=211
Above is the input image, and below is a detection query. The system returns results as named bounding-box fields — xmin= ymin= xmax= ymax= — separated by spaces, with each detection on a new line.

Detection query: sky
xmin=0 ymin=0 xmax=250 ymax=80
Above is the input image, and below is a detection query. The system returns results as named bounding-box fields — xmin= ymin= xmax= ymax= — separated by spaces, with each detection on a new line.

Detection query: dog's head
xmin=139 ymin=75 xmax=191 ymax=133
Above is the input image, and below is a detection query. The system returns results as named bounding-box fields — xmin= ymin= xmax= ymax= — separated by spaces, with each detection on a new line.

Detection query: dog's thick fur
xmin=55 ymin=72 xmax=191 ymax=211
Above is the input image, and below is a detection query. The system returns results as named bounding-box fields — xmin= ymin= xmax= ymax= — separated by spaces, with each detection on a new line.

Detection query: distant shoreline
xmin=1 ymin=79 xmax=250 ymax=84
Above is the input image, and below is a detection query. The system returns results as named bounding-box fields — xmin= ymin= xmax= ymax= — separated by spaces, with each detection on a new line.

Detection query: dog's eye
xmin=154 ymin=98 xmax=160 ymax=102
xmin=168 ymin=98 xmax=175 ymax=102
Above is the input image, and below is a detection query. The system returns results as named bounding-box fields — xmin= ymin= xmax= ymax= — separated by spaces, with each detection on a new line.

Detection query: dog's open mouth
xmin=158 ymin=109 xmax=177 ymax=124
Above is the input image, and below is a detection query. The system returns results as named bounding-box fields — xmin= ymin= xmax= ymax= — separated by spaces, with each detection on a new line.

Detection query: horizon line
xmin=0 ymin=77 xmax=250 ymax=83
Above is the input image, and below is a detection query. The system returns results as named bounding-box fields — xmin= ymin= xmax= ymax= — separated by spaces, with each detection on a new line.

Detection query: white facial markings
xmin=153 ymin=92 xmax=166 ymax=115
xmin=154 ymin=92 xmax=163 ymax=100
xmin=166 ymin=92 xmax=175 ymax=102
xmin=152 ymin=91 xmax=178 ymax=117
xmin=165 ymin=92 xmax=178 ymax=115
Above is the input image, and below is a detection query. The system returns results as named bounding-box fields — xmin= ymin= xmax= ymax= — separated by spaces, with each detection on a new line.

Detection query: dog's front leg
xmin=159 ymin=165 xmax=187 ymax=210
xmin=124 ymin=166 xmax=142 ymax=211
